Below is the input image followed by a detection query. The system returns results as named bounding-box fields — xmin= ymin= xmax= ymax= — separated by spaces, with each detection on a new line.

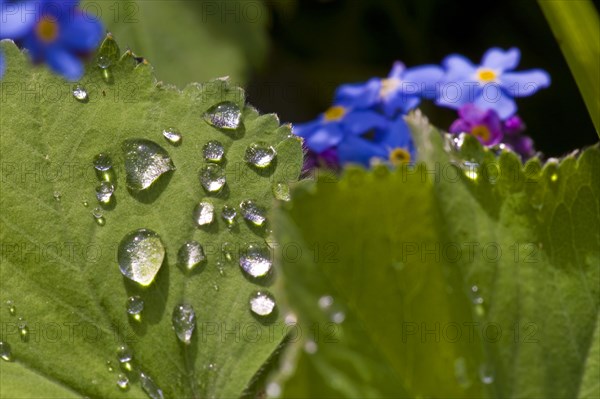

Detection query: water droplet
xmin=199 ymin=164 xmax=226 ymax=192
xmin=331 ymin=311 xmax=345 ymax=324
xmin=452 ymin=133 xmax=467 ymax=150
xmin=284 ymin=313 xmax=297 ymax=325
xmin=318 ymin=295 xmax=333 ymax=310
xmin=470 ymin=286 xmax=485 ymax=316
xmin=177 ymin=241 xmax=206 ymax=271
xmin=122 ymin=139 xmax=175 ymax=191
xmin=193 ymin=201 xmax=214 ymax=226
xmin=266 ymin=382 xmax=282 ymax=398
xmin=221 ymin=205 xmax=237 ymax=226
xmin=203 ymin=140 xmax=225 ymax=162
xmin=249 ymin=291 xmax=276 ymax=317
xmin=239 ymin=244 xmax=272 ymax=278
xmin=479 ymin=363 xmax=494 ymax=385
xmin=53 ymin=191 xmax=61 ymax=201
xmin=0 ymin=341 xmax=12 ymax=361
xmin=454 ymin=357 xmax=471 ymax=388
xmin=18 ymin=319 xmax=28 ymax=341
xmin=72 ymin=85 xmax=88 ymax=102
xmin=92 ymin=207 xmax=105 ymax=226
xmin=126 ymin=296 xmax=144 ymax=316
xmin=97 ymin=55 xmax=112 ymax=69
xmin=172 ymin=304 xmax=196 ymax=344
xmin=106 ymin=360 xmax=114 ymax=372
xmin=140 ymin=372 xmax=164 ymax=399
xmin=239 ymin=200 xmax=266 ymax=226
xmin=116 ymin=345 xmax=132 ymax=363
xmin=463 ymin=161 xmax=479 ymax=181
xmin=222 ymin=242 xmax=235 ymax=262
xmin=95 ymin=181 xmax=115 ymax=204
xmin=93 ymin=153 xmax=113 ymax=172
xmin=303 ymin=340 xmax=318 ymax=354
xmin=212 ymin=283 xmax=219 ymax=291
xmin=162 ymin=128 xmax=182 ymax=144
xmin=116 ymin=374 xmax=129 ymax=390
xmin=244 ymin=142 xmax=276 ymax=168
xmin=203 ymin=101 xmax=241 ymax=130
xmin=6 ymin=300 xmax=15 ymax=316
xmin=272 ymin=182 xmax=291 ymax=201
xmin=118 ymin=229 xmax=165 ymax=286
xmin=82 ymin=200 xmax=89 ymax=207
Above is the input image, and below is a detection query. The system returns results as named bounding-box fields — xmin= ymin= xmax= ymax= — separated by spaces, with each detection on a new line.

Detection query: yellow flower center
xmin=380 ymin=78 xmax=401 ymax=98
xmin=36 ymin=16 xmax=59 ymax=43
xmin=471 ymin=125 xmax=491 ymax=142
xmin=477 ymin=68 xmax=497 ymax=83
xmin=389 ymin=148 xmax=411 ymax=166
xmin=323 ymin=106 xmax=347 ymax=122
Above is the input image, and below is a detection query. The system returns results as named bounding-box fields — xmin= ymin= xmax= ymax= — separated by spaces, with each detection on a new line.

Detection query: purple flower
xmin=335 ymin=61 xmax=444 ymax=117
xmin=449 ymin=104 xmax=503 ymax=145
xmin=1 ymin=0 xmax=104 ymax=80
xmin=437 ymin=47 xmax=550 ymax=119
xmin=504 ymin=134 xmax=535 ymax=159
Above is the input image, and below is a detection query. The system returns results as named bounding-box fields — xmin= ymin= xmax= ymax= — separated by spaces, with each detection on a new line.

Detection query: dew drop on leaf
xmin=203 ymin=101 xmax=242 ymax=130
xmin=272 ymin=182 xmax=291 ymax=201
xmin=126 ymin=296 xmax=144 ymax=316
xmin=72 ymin=85 xmax=88 ymax=102
xmin=244 ymin=142 xmax=277 ymax=168
xmin=0 ymin=341 xmax=12 ymax=361
xmin=199 ymin=164 xmax=226 ymax=192
xmin=96 ymin=181 xmax=115 ymax=204
xmin=203 ymin=140 xmax=225 ymax=162
xmin=116 ymin=345 xmax=133 ymax=363
xmin=106 ymin=360 xmax=114 ymax=372
xmin=249 ymin=291 xmax=276 ymax=317
xmin=240 ymin=200 xmax=266 ymax=226
xmin=193 ymin=201 xmax=215 ymax=226
xmin=318 ymin=295 xmax=333 ymax=310
xmin=479 ymin=363 xmax=494 ymax=385
xmin=177 ymin=241 xmax=206 ymax=271
xmin=162 ymin=128 xmax=182 ymax=145
xmin=222 ymin=242 xmax=235 ymax=262
xmin=53 ymin=191 xmax=61 ymax=202
xmin=117 ymin=229 xmax=165 ymax=286
xmin=122 ymin=139 xmax=175 ymax=191
xmin=239 ymin=244 xmax=272 ymax=278
xmin=116 ymin=374 xmax=129 ymax=390
xmin=172 ymin=304 xmax=196 ymax=345
xmin=303 ymin=340 xmax=318 ymax=354
xmin=94 ymin=153 xmax=113 ymax=172
xmin=140 ymin=372 xmax=164 ymax=399
xmin=266 ymin=382 xmax=282 ymax=398
xmin=221 ymin=205 xmax=237 ymax=226
xmin=92 ymin=207 xmax=105 ymax=226
xmin=18 ymin=319 xmax=28 ymax=342
xmin=6 ymin=300 xmax=15 ymax=316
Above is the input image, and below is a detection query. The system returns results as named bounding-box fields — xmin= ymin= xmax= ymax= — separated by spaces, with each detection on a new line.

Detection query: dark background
xmin=247 ymin=0 xmax=599 ymax=157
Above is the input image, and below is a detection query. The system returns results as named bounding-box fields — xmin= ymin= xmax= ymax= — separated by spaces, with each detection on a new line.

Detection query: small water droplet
xmin=177 ymin=241 xmax=206 ymax=271
xmin=140 ymin=372 xmax=164 ymax=399
xmin=6 ymin=300 xmax=15 ymax=316
xmin=272 ymin=182 xmax=291 ymax=201
xmin=116 ymin=345 xmax=132 ymax=363
xmin=470 ymin=286 xmax=485 ymax=316
xmin=463 ymin=161 xmax=479 ymax=181
xmin=0 ymin=341 xmax=12 ymax=361
xmin=97 ymin=55 xmax=112 ymax=69
xmin=172 ymin=304 xmax=196 ymax=344
xmin=266 ymin=382 xmax=281 ymax=398
xmin=454 ymin=357 xmax=471 ymax=388
xmin=122 ymin=139 xmax=175 ymax=191
xmin=318 ymin=295 xmax=333 ymax=310
xmin=203 ymin=140 xmax=225 ymax=162
xmin=303 ymin=340 xmax=318 ymax=354
xmin=82 ymin=200 xmax=89 ymax=207
xmin=193 ymin=201 xmax=214 ymax=226
xmin=126 ymin=296 xmax=144 ymax=316
xmin=453 ymin=133 xmax=467 ymax=150
xmin=118 ymin=229 xmax=165 ymax=286
xmin=72 ymin=85 xmax=88 ymax=102
xmin=331 ymin=311 xmax=345 ymax=324
xmin=94 ymin=153 xmax=112 ymax=172
xmin=249 ymin=291 xmax=276 ymax=317
xmin=116 ymin=374 xmax=129 ymax=390
xmin=199 ymin=164 xmax=226 ymax=192
xmin=18 ymin=319 xmax=28 ymax=341
xmin=244 ymin=142 xmax=276 ymax=168
xmin=203 ymin=101 xmax=241 ymax=130
xmin=92 ymin=207 xmax=105 ymax=226
xmin=213 ymin=283 xmax=219 ymax=291
xmin=284 ymin=312 xmax=297 ymax=325
xmin=53 ymin=191 xmax=61 ymax=201
xmin=479 ymin=363 xmax=494 ymax=385
xmin=239 ymin=244 xmax=272 ymax=278
xmin=162 ymin=128 xmax=182 ymax=144
xmin=95 ymin=181 xmax=115 ymax=204
xmin=106 ymin=360 xmax=114 ymax=372
xmin=221 ymin=205 xmax=237 ymax=226
xmin=239 ymin=200 xmax=266 ymax=226
xmin=222 ymin=242 xmax=235 ymax=262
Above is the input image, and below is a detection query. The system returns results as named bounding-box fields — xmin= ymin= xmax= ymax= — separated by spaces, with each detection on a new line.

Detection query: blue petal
xmin=436 ymin=80 xmax=481 ymax=110
xmin=388 ymin=61 xmax=406 ymax=80
xmin=0 ymin=1 xmax=39 ymax=39
xmin=501 ymin=70 xmax=551 ymax=97
xmin=402 ymin=65 xmax=445 ymax=98
xmin=334 ymin=78 xmax=380 ymax=109
xmin=383 ymin=93 xmax=420 ymax=116
xmin=61 ymin=11 xmax=104 ymax=52
xmin=305 ymin=124 xmax=344 ymax=153
xmin=481 ymin=47 xmax=520 ymax=71
xmin=337 ymin=135 xmax=387 ymax=167
xmin=442 ymin=54 xmax=476 ymax=82
xmin=293 ymin=119 xmax=320 ymax=138
xmin=374 ymin=117 xmax=412 ymax=149
xmin=46 ymin=48 xmax=84 ymax=81
xmin=342 ymin=110 xmax=389 ymax=135
xmin=474 ymin=91 xmax=517 ymax=120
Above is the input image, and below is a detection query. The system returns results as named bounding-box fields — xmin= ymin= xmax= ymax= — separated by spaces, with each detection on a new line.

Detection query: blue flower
xmin=1 ymin=0 xmax=104 ymax=80
xmin=436 ymin=47 xmax=550 ymax=119
xmin=335 ymin=61 xmax=444 ymax=117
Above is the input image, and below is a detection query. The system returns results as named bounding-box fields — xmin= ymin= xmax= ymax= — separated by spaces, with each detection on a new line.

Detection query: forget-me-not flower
xmin=449 ymin=103 xmax=503 ymax=145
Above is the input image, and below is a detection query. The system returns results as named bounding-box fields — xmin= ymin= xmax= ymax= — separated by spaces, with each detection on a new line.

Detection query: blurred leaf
xmin=539 ymin=0 xmax=600 ymax=135
xmin=82 ymin=0 xmax=270 ymax=86
xmin=0 ymin=37 xmax=302 ymax=398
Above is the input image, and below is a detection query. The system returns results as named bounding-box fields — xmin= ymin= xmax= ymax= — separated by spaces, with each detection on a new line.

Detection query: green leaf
xmin=82 ymin=0 xmax=270 ymax=86
xmin=0 ymin=36 xmax=302 ymax=399
xmin=272 ymin=112 xmax=599 ymax=397
xmin=538 ymin=0 xmax=600 ymax=135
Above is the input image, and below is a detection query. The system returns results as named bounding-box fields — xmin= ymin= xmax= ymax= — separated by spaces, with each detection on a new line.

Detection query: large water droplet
xmin=239 ymin=200 xmax=266 ymax=226
xmin=272 ymin=182 xmax=291 ymax=201
xmin=193 ymin=201 xmax=214 ymax=226
xmin=221 ymin=205 xmax=237 ymax=226
xmin=244 ymin=142 xmax=276 ymax=168
xmin=199 ymin=164 xmax=226 ymax=192
xmin=203 ymin=140 xmax=225 ymax=162
xmin=249 ymin=291 xmax=276 ymax=317
xmin=72 ymin=85 xmax=88 ymax=102
xmin=0 ymin=341 xmax=12 ymax=361
xmin=463 ymin=161 xmax=479 ymax=181
xmin=126 ymin=296 xmax=144 ymax=316
xmin=118 ymin=229 xmax=165 ymax=286
xmin=140 ymin=372 xmax=164 ymax=399
xmin=239 ymin=244 xmax=272 ymax=278
xmin=122 ymin=139 xmax=175 ymax=191
xmin=177 ymin=241 xmax=206 ymax=271
xmin=172 ymin=304 xmax=196 ymax=344
xmin=116 ymin=345 xmax=132 ymax=363
xmin=96 ymin=181 xmax=115 ymax=204
xmin=92 ymin=207 xmax=106 ymax=226
xmin=116 ymin=374 xmax=129 ymax=390
xmin=203 ymin=101 xmax=241 ymax=130
xmin=162 ymin=128 xmax=182 ymax=145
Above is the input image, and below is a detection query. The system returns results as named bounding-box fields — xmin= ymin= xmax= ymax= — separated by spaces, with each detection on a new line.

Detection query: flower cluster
xmin=295 ymin=47 xmax=550 ymax=169
xmin=0 ymin=0 xmax=104 ymax=80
